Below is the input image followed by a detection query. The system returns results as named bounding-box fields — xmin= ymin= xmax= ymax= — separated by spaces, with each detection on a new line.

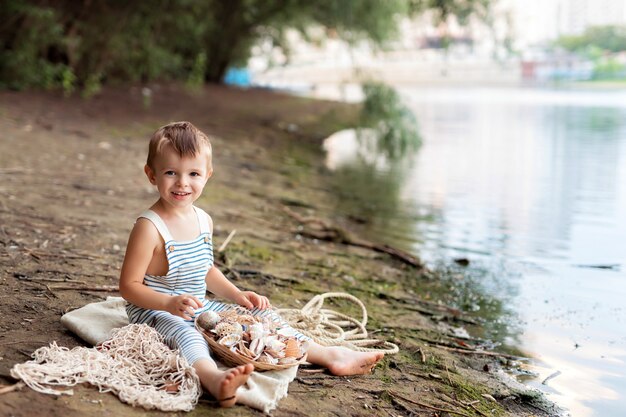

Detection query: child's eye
xmin=165 ymin=171 xmax=175 ymax=176
xmin=190 ymin=172 xmax=200 ymax=177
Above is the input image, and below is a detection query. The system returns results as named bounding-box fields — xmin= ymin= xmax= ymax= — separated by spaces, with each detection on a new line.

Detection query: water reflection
xmin=323 ymin=129 xmax=425 ymax=248
xmin=322 ymin=87 xmax=626 ymax=416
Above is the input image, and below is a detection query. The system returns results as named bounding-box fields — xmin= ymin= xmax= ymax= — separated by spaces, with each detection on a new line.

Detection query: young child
xmin=119 ymin=121 xmax=384 ymax=408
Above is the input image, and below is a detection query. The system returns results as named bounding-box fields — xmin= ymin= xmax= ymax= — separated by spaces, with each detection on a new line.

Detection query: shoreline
xmin=0 ymin=83 xmax=561 ymax=416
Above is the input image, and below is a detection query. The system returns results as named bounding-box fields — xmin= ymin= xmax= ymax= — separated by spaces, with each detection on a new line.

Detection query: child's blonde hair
xmin=147 ymin=121 xmax=212 ymax=170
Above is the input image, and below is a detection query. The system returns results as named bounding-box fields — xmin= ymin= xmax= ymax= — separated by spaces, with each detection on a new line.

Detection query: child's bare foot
xmin=324 ymin=347 xmax=385 ymax=376
xmin=206 ymin=364 xmax=254 ymax=407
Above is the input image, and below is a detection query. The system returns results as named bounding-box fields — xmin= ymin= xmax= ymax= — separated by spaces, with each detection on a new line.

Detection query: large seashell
xmin=197 ymin=311 xmax=220 ymax=331
xmin=218 ymin=333 xmax=241 ymax=347
xmin=213 ymin=322 xmax=243 ymax=338
xmin=284 ymin=338 xmax=300 ymax=358
xmin=249 ymin=336 xmax=266 ymax=356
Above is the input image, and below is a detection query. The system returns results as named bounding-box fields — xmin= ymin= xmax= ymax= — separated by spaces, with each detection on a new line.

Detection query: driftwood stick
xmin=48 ymin=284 xmax=118 ymax=292
xmin=218 ymin=229 xmax=237 ymax=252
xmin=282 ymin=206 xmax=423 ymax=268
xmin=0 ymin=339 xmax=47 ymax=346
xmin=469 ymin=402 xmax=491 ymax=417
xmin=435 ymin=345 xmax=524 ymax=360
xmin=0 ymin=382 xmax=25 ymax=395
xmin=389 ymin=390 xmax=474 ymax=417
xmin=23 ymin=276 xmax=88 ymax=284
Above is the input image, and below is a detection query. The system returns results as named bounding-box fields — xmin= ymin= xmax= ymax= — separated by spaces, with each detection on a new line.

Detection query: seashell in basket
xmin=236 ymin=341 xmax=259 ymax=360
xmin=249 ymin=337 xmax=266 ymax=356
xmin=218 ymin=333 xmax=241 ymax=347
xmin=248 ymin=323 xmax=266 ymax=341
xmin=196 ymin=311 xmax=221 ymax=331
xmin=283 ymin=338 xmax=300 ymax=358
xmin=278 ymin=357 xmax=298 ymax=365
xmin=213 ymin=321 xmax=243 ymax=338
xmin=234 ymin=314 xmax=256 ymax=325
xmin=257 ymin=352 xmax=278 ymax=365
xmin=265 ymin=337 xmax=286 ymax=358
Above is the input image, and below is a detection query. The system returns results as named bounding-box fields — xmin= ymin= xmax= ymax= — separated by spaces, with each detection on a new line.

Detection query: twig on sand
xmin=418 ymin=347 xmax=426 ymax=363
xmin=48 ymin=284 xmax=118 ymax=292
xmin=468 ymin=402 xmax=491 ymax=417
xmin=542 ymin=370 xmax=562 ymax=385
xmin=19 ymin=276 xmax=88 ymax=285
xmin=0 ymin=382 xmax=25 ymax=395
xmin=218 ymin=229 xmax=237 ymax=252
xmin=435 ymin=345 xmax=524 ymax=360
xmin=0 ymin=339 xmax=47 ymax=346
xmin=388 ymin=390 xmax=474 ymax=417
xmin=282 ymin=206 xmax=423 ymax=269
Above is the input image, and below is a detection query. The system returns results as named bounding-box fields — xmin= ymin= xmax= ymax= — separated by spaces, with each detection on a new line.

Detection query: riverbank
xmin=0 ymin=83 xmax=559 ymax=417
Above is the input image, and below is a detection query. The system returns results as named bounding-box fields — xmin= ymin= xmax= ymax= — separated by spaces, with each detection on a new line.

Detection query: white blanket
xmin=60 ymin=297 xmax=297 ymax=413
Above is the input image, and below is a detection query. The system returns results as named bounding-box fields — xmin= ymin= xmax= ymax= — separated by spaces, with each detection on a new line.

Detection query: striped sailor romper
xmin=126 ymin=206 xmax=309 ymax=366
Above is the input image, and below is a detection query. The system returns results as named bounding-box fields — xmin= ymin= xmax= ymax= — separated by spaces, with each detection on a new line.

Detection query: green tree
xmin=0 ymin=0 xmax=492 ymax=90
xmin=556 ymin=25 xmax=626 ymax=54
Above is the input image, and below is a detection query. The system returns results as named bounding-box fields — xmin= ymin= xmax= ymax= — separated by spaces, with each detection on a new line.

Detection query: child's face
xmin=145 ymin=144 xmax=212 ymax=209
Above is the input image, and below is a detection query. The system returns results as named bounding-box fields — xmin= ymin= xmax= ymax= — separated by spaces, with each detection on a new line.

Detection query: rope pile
xmin=278 ymin=292 xmax=399 ymax=354
xmin=10 ymin=324 xmax=201 ymax=412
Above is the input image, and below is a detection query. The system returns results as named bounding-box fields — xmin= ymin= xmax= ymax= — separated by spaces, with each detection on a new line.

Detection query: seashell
xmin=197 ymin=311 xmax=221 ymax=331
xmin=265 ymin=337 xmax=286 ymax=358
xmin=278 ymin=357 xmax=298 ymax=365
xmin=218 ymin=309 xmax=240 ymax=322
xmin=265 ymin=337 xmax=285 ymax=350
xmin=284 ymin=338 xmax=300 ymax=358
xmin=257 ymin=353 xmax=278 ymax=365
xmin=248 ymin=323 xmax=266 ymax=341
xmin=236 ymin=341 xmax=259 ymax=359
xmin=249 ymin=336 xmax=266 ymax=356
xmin=300 ymin=340 xmax=311 ymax=356
xmin=234 ymin=314 xmax=256 ymax=325
xmin=213 ymin=322 xmax=243 ymax=338
xmin=218 ymin=333 xmax=241 ymax=347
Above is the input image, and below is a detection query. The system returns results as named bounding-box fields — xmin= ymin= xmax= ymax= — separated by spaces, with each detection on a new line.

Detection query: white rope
xmin=10 ymin=324 xmax=201 ymax=412
xmin=278 ymin=292 xmax=399 ymax=354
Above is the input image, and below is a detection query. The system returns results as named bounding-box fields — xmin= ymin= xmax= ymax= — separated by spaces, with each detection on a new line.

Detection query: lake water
xmin=322 ymin=86 xmax=626 ymax=417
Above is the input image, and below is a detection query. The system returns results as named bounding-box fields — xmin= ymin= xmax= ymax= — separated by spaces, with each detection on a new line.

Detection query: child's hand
xmin=237 ymin=291 xmax=271 ymax=310
xmin=165 ymin=294 xmax=203 ymax=320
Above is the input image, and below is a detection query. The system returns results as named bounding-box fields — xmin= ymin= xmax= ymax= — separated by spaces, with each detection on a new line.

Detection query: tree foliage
xmin=359 ymin=81 xmax=421 ymax=159
xmin=556 ymin=25 xmax=626 ymax=54
xmin=0 ymin=0 xmax=491 ymax=92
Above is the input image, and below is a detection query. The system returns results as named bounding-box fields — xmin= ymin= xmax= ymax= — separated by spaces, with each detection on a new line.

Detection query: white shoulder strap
xmin=138 ymin=210 xmax=174 ymax=243
xmin=193 ymin=206 xmax=212 ymax=234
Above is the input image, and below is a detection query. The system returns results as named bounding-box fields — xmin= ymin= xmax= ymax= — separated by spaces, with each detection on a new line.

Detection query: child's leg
xmin=305 ymin=341 xmax=385 ymax=376
xmin=150 ymin=312 xmax=254 ymax=407
xmin=192 ymin=359 xmax=254 ymax=407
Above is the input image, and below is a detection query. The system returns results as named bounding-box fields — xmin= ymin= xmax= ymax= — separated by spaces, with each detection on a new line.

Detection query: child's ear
xmin=207 ymin=168 xmax=213 ymax=180
xmin=144 ymin=164 xmax=157 ymax=185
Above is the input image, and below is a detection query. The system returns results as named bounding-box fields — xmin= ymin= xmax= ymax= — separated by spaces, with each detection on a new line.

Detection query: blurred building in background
xmin=250 ymin=0 xmax=626 ymax=90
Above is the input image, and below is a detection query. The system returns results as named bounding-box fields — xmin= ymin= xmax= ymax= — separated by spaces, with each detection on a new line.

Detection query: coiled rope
xmin=278 ymin=292 xmax=399 ymax=354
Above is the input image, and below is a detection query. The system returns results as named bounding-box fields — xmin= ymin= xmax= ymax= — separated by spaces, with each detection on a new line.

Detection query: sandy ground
xmin=0 ymin=84 xmax=559 ymax=417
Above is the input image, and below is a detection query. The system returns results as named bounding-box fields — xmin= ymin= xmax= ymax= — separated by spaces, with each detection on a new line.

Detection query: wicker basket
xmin=195 ymin=320 xmax=307 ymax=372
